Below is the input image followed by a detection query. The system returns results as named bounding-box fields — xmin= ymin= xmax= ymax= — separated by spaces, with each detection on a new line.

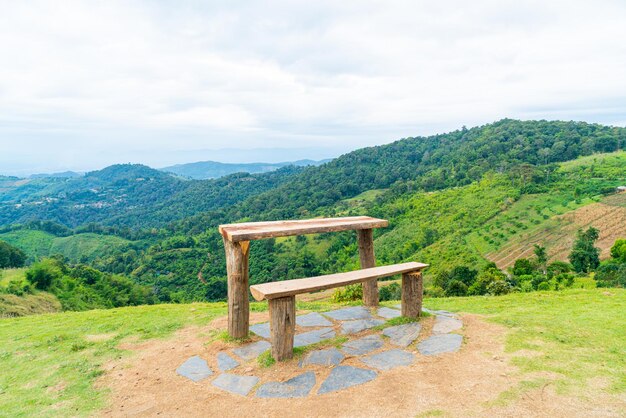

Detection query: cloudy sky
xmin=1 ymin=0 xmax=626 ymax=175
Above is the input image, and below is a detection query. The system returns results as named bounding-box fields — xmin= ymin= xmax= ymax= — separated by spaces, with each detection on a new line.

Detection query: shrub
xmin=595 ymin=262 xmax=626 ymax=288
xmin=537 ymin=281 xmax=551 ymax=291
xmin=26 ymin=259 xmax=64 ymax=290
xmin=331 ymin=284 xmax=362 ymax=302
xmin=445 ymin=280 xmax=468 ymax=297
xmin=379 ymin=282 xmax=401 ymax=301
xmin=425 ymin=286 xmax=445 ymax=298
xmin=487 ymin=279 xmax=512 ymax=295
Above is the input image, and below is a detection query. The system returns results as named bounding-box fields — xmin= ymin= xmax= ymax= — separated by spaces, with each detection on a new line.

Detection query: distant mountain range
xmin=160 ymin=159 xmax=330 ymax=179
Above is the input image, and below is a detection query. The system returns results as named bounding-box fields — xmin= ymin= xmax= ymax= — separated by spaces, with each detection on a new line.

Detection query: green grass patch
xmin=425 ymin=289 xmax=626 ymax=394
xmin=0 ymin=302 xmax=227 ymax=417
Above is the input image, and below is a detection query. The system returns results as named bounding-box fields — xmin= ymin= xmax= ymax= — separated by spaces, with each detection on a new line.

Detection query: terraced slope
xmin=486 ymin=193 xmax=626 ymax=269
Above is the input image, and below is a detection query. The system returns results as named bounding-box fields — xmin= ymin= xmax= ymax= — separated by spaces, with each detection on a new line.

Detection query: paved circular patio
xmin=175 ymin=306 xmax=464 ymax=397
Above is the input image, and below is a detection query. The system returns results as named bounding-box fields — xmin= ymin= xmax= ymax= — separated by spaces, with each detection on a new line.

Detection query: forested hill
xmin=0 ymin=164 xmax=304 ymax=231
xmin=173 ymin=119 xmax=626 ymax=232
xmin=1 ymin=119 xmax=625 ymax=305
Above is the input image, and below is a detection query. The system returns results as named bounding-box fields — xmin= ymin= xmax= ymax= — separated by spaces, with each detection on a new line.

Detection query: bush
xmin=25 ymin=259 xmax=64 ymax=290
xmin=425 ymin=286 xmax=445 ymax=298
xmin=445 ymin=280 xmax=468 ymax=297
xmin=537 ymin=281 xmax=551 ymax=291
xmin=331 ymin=284 xmax=362 ymax=302
xmin=379 ymin=282 xmax=401 ymax=301
xmin=487 ymin=280 xmax=512 ymax=295
xmin=595 ymin=262 xmax=626 ymax=288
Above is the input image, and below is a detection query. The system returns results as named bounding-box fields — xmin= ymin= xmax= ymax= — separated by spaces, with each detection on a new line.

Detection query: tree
xmin=533 ymin=244 xmax=548 ymax=274
xmin=0 ymin=240 xmax=26 ymax=268
xmin=512 ymin=258 xmax=535 ymax=276
xmin=609 ymin=239 xmax=626 ymax=262
xmin=25 ymin=258 xmax=64 ymax=290
xmin=568 ymin=227 xmax=601 ymax=273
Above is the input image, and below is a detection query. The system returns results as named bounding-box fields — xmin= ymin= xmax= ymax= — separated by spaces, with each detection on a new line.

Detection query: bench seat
xmin=250 ymin=262 xmax=428 ymax=361
xmin=250 ymin=262 xmax=428 ymax=301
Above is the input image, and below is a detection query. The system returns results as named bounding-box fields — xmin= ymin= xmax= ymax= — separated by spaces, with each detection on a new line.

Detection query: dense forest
xmin=1 ymin=119 xmax=625 ymax=311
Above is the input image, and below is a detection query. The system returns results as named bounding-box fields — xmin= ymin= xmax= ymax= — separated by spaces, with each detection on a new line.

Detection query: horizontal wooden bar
xmin=219 ymin=216 xmax=388 ymax=242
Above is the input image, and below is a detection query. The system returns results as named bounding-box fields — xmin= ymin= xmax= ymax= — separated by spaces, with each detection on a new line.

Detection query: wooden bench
xmin=250 ymin=262 xmax=428 ymax=361
xmin=219 ymin=216 xmax=389 ymax=339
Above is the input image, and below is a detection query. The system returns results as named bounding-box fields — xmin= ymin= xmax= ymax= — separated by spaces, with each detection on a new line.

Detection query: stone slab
xmin=176 ymin=356 xmax=213 ymax=382
xmin=340 ymin=319 xmax=384 ymax=334
xmin=300 ymin=348 xmax=344 ymax=367
xmin=217 ymin=352 xmax=239 ymax=371
xmin=432 ymin=316 xmax=463 ymax=334
xmin=318 ymin=365 xmax=377 ymax=394
xmin=256 ymin=372 xmax=316 ymax=398
xmin=417 ymin=333 xmax=463 ymax=356
xmin=296 ymin=312 xmax=333 ymax=327
xmin=377 ymin=307 xmax=401 ymax=319
xmin=212 ymin=373 xmax=259 ymax=396
xmin=341 ymin=335 xmax=384 ymax=356
xmin=249 ymin=322 xmax=271 ymax=339
xmin=382 ymin=322 xmax=421 ymax=347
xmin=294 ymin=328 xmax=336 ymax=347
xmin=323 ymin=306 xmax=372 ymax=321
xmin=232 ymin=340 xmax=271 ymax=360
xmin=360 ymin=349 xmax=414 ymax=371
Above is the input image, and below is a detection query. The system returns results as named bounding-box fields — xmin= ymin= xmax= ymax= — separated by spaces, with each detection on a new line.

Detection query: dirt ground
xmin=97 ymin=313 xmax=624 ymax=418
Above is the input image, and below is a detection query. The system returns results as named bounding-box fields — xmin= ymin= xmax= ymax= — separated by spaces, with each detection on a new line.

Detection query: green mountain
xmin=2 ymin=119 xmax=625 ymax=304
xmin=161 ymin=159 xmax=330 ymax=179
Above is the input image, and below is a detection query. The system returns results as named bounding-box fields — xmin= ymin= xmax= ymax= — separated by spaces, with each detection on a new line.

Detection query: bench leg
xmin=401 ymin=271 xmax=423 ymax=318
xmin=357 ymin=229 xmax=379 ymax=307
xmin=269 ymin=296 xmax=296 ymax=361
xmin=223 ymin=238 xmax=250 ymax=339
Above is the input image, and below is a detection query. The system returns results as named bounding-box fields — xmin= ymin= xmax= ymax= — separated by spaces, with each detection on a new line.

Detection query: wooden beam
xmin=269 ymin=296 xmax=296 ymax=361
xmin=223 ymin=237 xmax=250 ymax=338
xmin=357 ymin=229 xmax=379 ymax=307
xmin=401 ymin=271 xmax=423 ymax=319
xmin=219 ymin=216 xmax=388 ymax=242
xmin=250 ymin=262 xmax=428 ymax=301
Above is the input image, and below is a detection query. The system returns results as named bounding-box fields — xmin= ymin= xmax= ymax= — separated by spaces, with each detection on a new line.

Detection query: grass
xmin=426 ymin=288 xmax=626 ymax=397
xmin=0 ymin=289 xmax=624 ymax=415
xmin=0 ymin=268 xmax=27 ymax=287
xmin=0 ymin=303 xmax=227 ymax=417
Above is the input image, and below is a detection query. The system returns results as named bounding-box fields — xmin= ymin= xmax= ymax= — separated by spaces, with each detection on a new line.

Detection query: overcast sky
xmin=1 ymin=0 xmax=626 ymax=175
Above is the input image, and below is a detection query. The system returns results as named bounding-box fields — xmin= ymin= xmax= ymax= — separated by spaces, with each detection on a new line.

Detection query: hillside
xmin=161 ymin=159 xmax=329 ymax=179
xmin=1 ymin=120 xmax=625 ymax=302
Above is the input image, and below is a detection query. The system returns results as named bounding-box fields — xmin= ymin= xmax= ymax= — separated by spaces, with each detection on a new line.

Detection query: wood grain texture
xmin=250 ymin=262 xmax=428 ymax=301
xmin=219 ymin=216 xmax=388 ymax=242
xmin=401 ymin=271 xmax=423 ymax=319
xmin=357 ymin=229 xmax=379 ymax=307
xmin=269 ymin=296 xmax=296 ymax=361
xmin=223 ymin=237 xmax=250 ymax=338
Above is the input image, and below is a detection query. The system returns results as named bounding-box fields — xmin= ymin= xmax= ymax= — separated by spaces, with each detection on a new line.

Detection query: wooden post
xmin=357 ymin=228 xmax=379 ymax=307
xmin=269 ymin=296 xmax=296 ymax=361
xmin=401 ymin=271 xmax=423 ymax=318
xmin=223 ymin=237 xmax=250 ymax=338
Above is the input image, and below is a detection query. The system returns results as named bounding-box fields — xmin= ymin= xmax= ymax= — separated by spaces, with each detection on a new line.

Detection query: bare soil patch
xmin=97 ymin=314 xmax=622 ymax=417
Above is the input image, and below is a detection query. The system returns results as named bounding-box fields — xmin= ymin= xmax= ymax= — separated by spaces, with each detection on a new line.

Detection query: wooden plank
xmin=250 ymin=262 xmax=428 ymax=301
xmin=219 ymin=216 xmax=388 ymax=242
xmin=357 ymin=229 xmax=378 ymax=307
xmin=269 ymin=296 xmax=296 ymax=361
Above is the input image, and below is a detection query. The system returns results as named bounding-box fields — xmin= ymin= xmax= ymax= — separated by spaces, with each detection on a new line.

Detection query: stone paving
xmin=176 ymin=305 xmax=465 ymax=397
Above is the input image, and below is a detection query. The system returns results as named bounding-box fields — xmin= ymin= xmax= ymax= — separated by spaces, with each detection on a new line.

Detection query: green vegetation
xmin=0 ymin=240 xmax=26 ymax=268
xmin=0 ymin=290 xmax=622 ymax=416
xmin=1 ymin=120 xmax=625 ymax=304
xmin=0 ymin=303 xmax=226 ymax=417
xmin=427 ymin=289 xmax=626 ymax=395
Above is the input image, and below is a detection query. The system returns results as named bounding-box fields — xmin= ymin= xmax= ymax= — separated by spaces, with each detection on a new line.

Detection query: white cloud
xmin=0 ymin=0 xmax=625 ymax=174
